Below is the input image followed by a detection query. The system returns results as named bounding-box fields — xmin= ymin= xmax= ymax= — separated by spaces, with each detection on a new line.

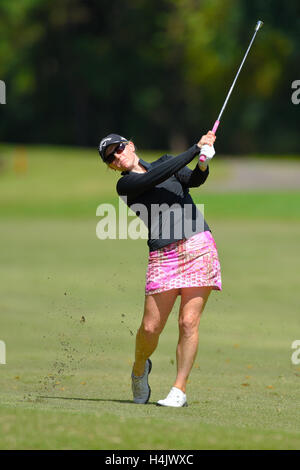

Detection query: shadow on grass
xmin=38 ymin=395 xmax=157 ymax=406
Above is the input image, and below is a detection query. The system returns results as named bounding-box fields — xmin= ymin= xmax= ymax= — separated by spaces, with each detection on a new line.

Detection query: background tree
xmin=0 ymin=0 xmax=299 ymax=153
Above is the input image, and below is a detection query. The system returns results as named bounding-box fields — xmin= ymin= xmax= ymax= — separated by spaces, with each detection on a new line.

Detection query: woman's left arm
xmin=175 ymin=164 xmax=209 ymax=188
xmin=175 ymin=130 xmax=215 ymax=187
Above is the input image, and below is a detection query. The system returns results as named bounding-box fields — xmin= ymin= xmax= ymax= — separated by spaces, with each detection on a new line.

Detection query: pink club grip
xmin=199 ymin=120 xmax=220 ymax=162
xmin=212 ymin=119 xmax=220 ymax=134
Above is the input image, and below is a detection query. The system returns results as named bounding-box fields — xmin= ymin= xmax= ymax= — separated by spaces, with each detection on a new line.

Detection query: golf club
xmin=200 ymin=20 xmax=264 ymax=161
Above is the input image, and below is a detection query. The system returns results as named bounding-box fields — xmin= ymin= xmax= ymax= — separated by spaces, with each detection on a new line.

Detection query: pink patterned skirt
xmin=145 ymin=231 xmax=222 ymax=295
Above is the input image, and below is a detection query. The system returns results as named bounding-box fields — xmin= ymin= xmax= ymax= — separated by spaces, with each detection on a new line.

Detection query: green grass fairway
xmin=0 ymin=145 xmax=300 ymax=450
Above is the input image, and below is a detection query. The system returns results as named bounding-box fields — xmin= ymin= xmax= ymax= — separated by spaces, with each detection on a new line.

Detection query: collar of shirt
xmin=121 ymin=158 xmax=150 ymax=175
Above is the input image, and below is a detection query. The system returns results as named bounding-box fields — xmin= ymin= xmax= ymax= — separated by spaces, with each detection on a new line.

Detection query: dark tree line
xmin=0 ymin=0 xmax=299 ymax=154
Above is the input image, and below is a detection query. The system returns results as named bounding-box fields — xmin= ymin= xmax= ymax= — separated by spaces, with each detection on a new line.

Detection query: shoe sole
xmin=156 ymin=402 xmax=188 ymax=407
xmin=145 ymin=359 xmax=152 ymax=404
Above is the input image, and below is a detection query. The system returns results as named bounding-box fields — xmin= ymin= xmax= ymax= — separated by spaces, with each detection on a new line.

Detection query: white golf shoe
xmin=131 ymin=359 xmax=152 ymax=404
xmin=157 ymin=387 xmax=188 ymax=407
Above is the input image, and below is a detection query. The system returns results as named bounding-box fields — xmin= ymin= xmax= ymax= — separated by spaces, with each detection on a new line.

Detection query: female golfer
xmin=98 ymin=132 xmax=221 ymax=407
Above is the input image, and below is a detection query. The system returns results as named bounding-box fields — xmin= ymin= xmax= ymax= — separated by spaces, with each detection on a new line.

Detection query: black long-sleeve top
xmin=116 ymin=144 xmax=210 ymax=251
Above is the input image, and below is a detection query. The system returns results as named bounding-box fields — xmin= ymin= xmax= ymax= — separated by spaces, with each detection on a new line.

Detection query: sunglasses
xmin=104 ymin=142 xmax=128 ymax=164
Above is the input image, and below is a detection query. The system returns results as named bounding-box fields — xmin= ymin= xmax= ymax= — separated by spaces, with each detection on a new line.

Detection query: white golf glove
xmin=198 ymin=144 xmax=215 ymax=170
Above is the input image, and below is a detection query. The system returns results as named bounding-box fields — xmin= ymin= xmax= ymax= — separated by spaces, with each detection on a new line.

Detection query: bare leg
xmin=133 ymin=289 xmax=179 ymax=377
xmin=174 ymin=287 xmax=212 ymax=393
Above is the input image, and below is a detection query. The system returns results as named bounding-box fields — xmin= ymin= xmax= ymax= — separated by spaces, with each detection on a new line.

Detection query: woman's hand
xmin=197 ymin=131 xmax=216 ymax=171
xmin=197 ymin=131 xmax=216 ymax=149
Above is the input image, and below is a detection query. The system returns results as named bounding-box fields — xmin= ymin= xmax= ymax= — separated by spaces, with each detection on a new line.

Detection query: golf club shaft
xmin=200 ymin=20 xmax=263 ymax=161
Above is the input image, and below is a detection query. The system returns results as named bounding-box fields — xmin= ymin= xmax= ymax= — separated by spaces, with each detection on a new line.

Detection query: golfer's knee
xmin=179 ymin=314 xmax=199 ymax=337
xmin=140 ymin=321 xmax=161 ymax=337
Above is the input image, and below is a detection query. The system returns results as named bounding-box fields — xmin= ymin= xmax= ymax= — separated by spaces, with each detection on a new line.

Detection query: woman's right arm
xmin=117 ymin=144 xmax=200 ymax=197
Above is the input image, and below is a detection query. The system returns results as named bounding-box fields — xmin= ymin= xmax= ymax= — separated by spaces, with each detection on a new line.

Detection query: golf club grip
xmin=212 ymin=120 xmax=220 ymax=134
xmin=199 ymin=120 xmax=220 ymax=162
